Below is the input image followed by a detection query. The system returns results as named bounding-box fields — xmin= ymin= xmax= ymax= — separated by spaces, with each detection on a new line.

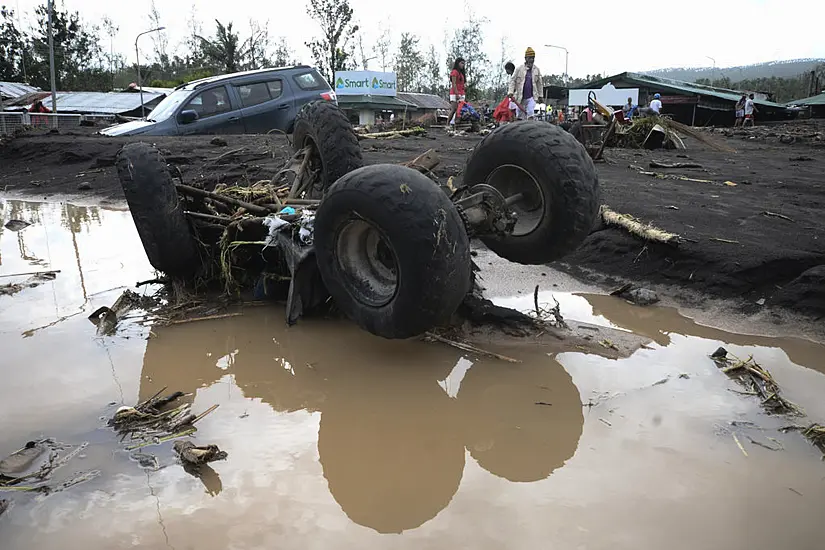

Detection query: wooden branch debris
xmin=176 ymin=183 xmax=271 ymax=216
xmin=711 ymin=348 xmax=803 ymax=416
xmin=600 ymin=205 xmax=681 ymax=246
xmin=402 ymin=148 xmax=441 ymax=173
xmin=649 ymin=160 xmax=704 ymax=169
xmin=424 ymin=332 xmax=521 ymax=363
xmin=762 ymin=211 xmax=795 ymax=223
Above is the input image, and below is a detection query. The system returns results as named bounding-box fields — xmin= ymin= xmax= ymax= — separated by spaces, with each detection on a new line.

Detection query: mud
xmin=2 ymin=198 xmax=825 ymax=549
xmin=2 ymin=121 xmax=825 ymax=320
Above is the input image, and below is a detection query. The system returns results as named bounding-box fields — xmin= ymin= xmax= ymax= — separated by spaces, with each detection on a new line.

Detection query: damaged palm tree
xmin=116 ymin=103 xmax=602 ymax=340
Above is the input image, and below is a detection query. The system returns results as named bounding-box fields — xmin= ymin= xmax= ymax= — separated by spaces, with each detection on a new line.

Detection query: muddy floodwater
xmin=2 ymin=198 xmax=825 ymax=550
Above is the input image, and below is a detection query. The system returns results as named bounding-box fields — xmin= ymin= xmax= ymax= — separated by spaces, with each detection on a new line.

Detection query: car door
xmin=176 ymin=85 xmax=244 ymax=135
xmin=237 ymin=78 xmax=295 ymax=134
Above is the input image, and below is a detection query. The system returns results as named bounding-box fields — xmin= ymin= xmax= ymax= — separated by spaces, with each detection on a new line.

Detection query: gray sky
xmin=13 ymin=0 xmax=825 ymax=78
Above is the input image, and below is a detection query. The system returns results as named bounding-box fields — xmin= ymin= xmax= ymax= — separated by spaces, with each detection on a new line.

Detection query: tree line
xmin=5 ymin=0 xmax=818 ymax=103
xmin=695 ymin=68 xmax=825 ymax=103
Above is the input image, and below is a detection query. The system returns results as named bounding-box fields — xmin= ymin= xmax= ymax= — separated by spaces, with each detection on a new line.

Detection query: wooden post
xmin=691 ymin=104 xmax=696 ymax=126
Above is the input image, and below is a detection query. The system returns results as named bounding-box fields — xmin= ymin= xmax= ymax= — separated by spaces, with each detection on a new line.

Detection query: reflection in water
xmin=138 ymin=312 xmax=584 ymax=533
xmin=583 ymin=294 xmax=825 ymax=375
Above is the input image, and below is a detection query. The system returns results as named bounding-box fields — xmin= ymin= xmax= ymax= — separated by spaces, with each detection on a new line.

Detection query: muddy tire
xmin=463 ymin=121 xmax=601 ymax=265
xmin=314 ymin=164 xmax=472 ymax=339
xmin=293 ymin=101 xmax=363 ymax=198
xmin=116 ymin=143 xmax=200 ymax=278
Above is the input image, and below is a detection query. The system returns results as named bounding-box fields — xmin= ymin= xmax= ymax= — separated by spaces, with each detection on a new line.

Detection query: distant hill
xmin=640 ymin=59 xmax=825 ymax=83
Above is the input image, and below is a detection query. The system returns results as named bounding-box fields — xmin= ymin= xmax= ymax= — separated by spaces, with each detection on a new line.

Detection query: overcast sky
xmin=11 ymin=0 xmax=825 ymax=79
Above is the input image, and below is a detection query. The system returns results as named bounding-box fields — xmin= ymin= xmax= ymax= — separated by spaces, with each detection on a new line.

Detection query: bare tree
xmin=273 ymin=37 xmax=297 ymax=66
xmin=305 ymin=0 xmax=359 ymax=83
xmin=101 ymin=16 xmax=118 ymax=89
xmin=148 ymin=1 xmax=170 ymax=70
xmin=243 ymin=20 xmax=272 ymax=70
xmin=373 ymin=22 xmax=391 ymax=71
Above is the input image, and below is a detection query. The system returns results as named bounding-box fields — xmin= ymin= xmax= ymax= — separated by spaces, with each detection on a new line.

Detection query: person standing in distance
xmin=649 ymin=93 xmax=663 ymax=114
xmin=508 ymin=47 xmax=543 ymax=120
xmin=743 ymin=93 xmax=758 ymax=127
xmin=448 ymin=58 xmax=467 ymax=129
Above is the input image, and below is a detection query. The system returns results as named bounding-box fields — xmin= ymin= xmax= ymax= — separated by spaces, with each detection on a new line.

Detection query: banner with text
xmin=334 ymin=71 xmax=397 ymax=96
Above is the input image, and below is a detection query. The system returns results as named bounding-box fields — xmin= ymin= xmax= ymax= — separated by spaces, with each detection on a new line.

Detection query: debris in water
xmin=732 ymin=433 xmax=749 ymax=457
xmin=0 ymin=498 xmax=9 ymax=517
xmin=424 ymin=332 xmax=521 ymax=363
xmin=0 ymin=442 xmax=46 ymax=476
xmin=789 ymin=487 xmax=804 ymax=497
xmin=109 ymin=387 xmax=220 ymax=452
xmin=173 ymin=441 xmax=228 ymax=466
xmin=711 ymin=351 xmax=803 ymax=416
xmin=0 ymin=271 xmax=59 ymax=297
xmin=3 ymin=219 xmax=30 ymax=232
xmin=89 ymin=289 xmax=160 ymax=335
xmin=801 ymin=424 xmax=825 ymax=455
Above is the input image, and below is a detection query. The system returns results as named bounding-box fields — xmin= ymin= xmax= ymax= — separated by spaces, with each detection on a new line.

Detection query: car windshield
xmin=146 ymin=90 xmax=191 ymax=122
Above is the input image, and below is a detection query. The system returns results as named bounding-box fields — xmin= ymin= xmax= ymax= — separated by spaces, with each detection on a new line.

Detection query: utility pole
xmin=47 ymin=0 xmax=57 ymax=116
xmin=135 ymin=27 xmax=165 ymax=119
xmin=544 ymin=44 xmax=569 ymax=83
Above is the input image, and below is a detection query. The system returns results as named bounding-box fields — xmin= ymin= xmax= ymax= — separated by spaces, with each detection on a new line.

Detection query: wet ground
xmin=2 ymin=198 xmax=825 ymax=550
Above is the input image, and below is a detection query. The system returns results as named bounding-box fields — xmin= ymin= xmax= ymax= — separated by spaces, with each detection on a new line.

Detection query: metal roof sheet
xmin=583 ymin=72 xmax=788 ymax=109
xmin=337 ymin=95 xmax=417 ymax=109
xmin=787 ymin=93 xmax=825 ymax=106
xmin=397 ymin=92 xmax=451 ymax=110
xmin=41 ymin=91 xmax=164 ymax=114
xmin=0 ymin=82 xmax=41 ymax=99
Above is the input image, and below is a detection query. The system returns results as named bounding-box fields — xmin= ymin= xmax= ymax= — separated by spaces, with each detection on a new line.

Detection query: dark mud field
xmin=1 ymin=120 xmax=823 ymax=319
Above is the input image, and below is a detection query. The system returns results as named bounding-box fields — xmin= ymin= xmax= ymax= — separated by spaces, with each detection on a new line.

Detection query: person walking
xmin=448 ymin=58 xmax=466 ymax=129
xmin=743 ymin=93 xmax=758 ymax=127
xmin=508 ymin=47 xmax=543 ymax=120
xmin=649 ymin=93 xmax=663 ymax=114
xmin=734 ymin=94 xmax=746 ymax=127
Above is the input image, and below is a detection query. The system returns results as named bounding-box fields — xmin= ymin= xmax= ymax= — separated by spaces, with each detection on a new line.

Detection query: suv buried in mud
xmin=115 ymin=102 xmax=601 ymax=338
xmin=101 ymin=66 xmax=336 ymax=137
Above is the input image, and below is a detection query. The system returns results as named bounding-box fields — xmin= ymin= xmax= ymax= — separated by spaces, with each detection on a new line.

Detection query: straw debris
xmin=600 ymin=205 xmax=681 ymax=245
xmin=711 ymin=348 xmax=803 ymax=416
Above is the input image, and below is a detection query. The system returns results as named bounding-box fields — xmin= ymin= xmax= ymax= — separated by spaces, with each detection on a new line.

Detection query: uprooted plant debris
xmin=0 ymin=439 xmax=98 ymax=495
xmin=711 ymin=347 xmax=803 ymax=416
xmin=173 ymin=441 xmax=228 ymax=466
xmin=109 ymin=387 xmax=219 ymax=452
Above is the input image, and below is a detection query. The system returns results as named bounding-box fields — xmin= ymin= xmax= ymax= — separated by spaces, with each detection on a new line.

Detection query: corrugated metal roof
xmin=0 ymin=82 xmax=41 ymax=99
xmin=583 ymin=72 xmax=788 ymax=109
xmin=397 ymin=92 xmax=450 ymax=110
xmin=787 ymin=93 xmax=825 ymax=106
xmin=337 ymin=95 xmax=417 ymax=109
xmin=41 ymin=91 xmax=164 ymax=114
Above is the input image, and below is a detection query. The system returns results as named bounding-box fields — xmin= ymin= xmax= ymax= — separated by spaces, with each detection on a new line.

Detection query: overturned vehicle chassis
xmin=116 ymin=102 xmax=601 ymax=339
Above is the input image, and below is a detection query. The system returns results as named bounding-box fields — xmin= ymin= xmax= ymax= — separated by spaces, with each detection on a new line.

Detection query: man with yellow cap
xmin=508 ymin=47 xmax=543 ymax=120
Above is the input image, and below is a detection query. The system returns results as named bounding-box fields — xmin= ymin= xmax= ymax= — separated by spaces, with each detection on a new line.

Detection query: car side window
xmin=292 ymin=72 xmax=324 ymax=90
xmin=237 ymin=82 xmax=271 ymax=108
xmin=267 ymin=80 xmax=283 ymax=99
xmin=183 ymin=87 xmax=231 ymax=119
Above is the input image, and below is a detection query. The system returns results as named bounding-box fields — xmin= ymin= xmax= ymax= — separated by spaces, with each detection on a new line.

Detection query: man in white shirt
xmin=649 ymin=93 xmax=663 ymax=114
xmin=743 ymin=93 xmax=758 ymax=127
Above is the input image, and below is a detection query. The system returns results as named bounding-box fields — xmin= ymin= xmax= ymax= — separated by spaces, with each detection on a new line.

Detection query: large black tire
xmin=116 ymin=143 xmax=200 ymax=278
xmin=463 ymin=121 xmax=601 ymax=265
xmin=293 ymin=101 xmax=363 ymax=198
xmin=314 ymin=164 xmax=472 ymax=339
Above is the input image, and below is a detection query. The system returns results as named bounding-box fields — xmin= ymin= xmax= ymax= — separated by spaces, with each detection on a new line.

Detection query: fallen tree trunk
xmin=600 ymin=205 xmax=681 ymax=246
xmin=358 ymin=127 xmax=426 ymax=140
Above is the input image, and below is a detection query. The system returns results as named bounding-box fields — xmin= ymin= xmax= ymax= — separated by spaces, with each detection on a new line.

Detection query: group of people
xmin=449 ymin=47 xmax=545 ymax=127
xmin=735 ymin=93 xmax=758 ymax=127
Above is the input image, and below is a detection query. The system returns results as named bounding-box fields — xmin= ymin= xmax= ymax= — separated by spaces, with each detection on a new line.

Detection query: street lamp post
xmin=544 ymin=44 xmax=569 ymax=82
xmin=706 ymin=56 xmax=716 ymax=80
xmin=135 ymin=27 xmax=165 ymax=119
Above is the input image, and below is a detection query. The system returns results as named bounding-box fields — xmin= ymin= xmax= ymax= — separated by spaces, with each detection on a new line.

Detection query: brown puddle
xmin=2 ymin=199 xmax=825 ymax=550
